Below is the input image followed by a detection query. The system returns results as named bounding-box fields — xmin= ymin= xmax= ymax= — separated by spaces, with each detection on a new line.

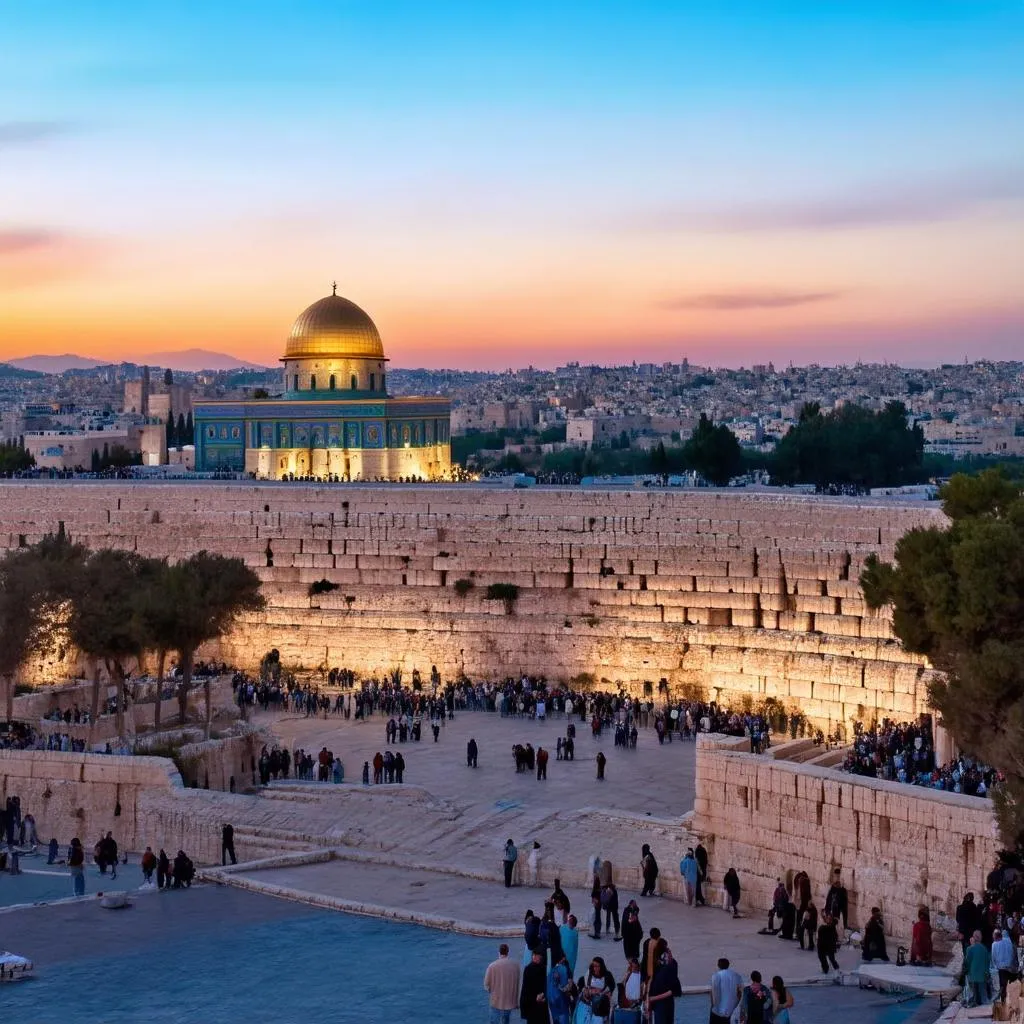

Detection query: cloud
xmin=661 ymin=289 xmax=842 ymax=311
xmin=0 ymin=121 xmax=70 ymax=147
xmin=643 ymin=167 xmax=1024 ymax=233
xmin=0 ymin=229 xmax=61 ymax=255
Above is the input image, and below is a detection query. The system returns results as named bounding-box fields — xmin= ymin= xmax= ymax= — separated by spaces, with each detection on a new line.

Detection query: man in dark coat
xmin=221 ymin=823 xmax=236 ymax=866
xmin=467 ymin=738 xmax=478 ymax=767
xmin=519 ymin=948 xmax=548 ymax=1023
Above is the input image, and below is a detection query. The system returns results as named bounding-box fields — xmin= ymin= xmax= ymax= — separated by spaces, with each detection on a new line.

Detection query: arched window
xmin=293 ymin=374 xmax=299 ymax=391
xmin=351 ymin=374 xmax=358 ymax=390
xmin=369 ymin=373 xmax=375 ymax=391
xmin=310 ymin=374 xmax=317 ymax=391
xmin=329 ymin=374 xmax=336 ymax=391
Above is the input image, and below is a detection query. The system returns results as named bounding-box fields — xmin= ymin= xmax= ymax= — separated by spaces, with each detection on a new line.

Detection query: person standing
xmin=799 ymin=899 xmax=818 ymax=950
xmin=910 ymin=907 xmax=933 ymax=966
xmin=467 ymin=737 xmax=478 ymax=768
xmin=157 ymin=848 xmax=171 ymax=890
xmin=679 ymin=848 xmax=698 ymax=905
xmin=67 ymin=837 xmax=85 ymax=897
xmin=528 ymin=842 xmax=541 ymax=886
xmin=519 ymin=948 xmax=548 ymax=1024
xmin=596 ymin=751 xmax=607 ymax=780
xmin=739 ymin=970 xmax=772 ymax=1024
xmin=551 ymin=878 xmax=570 ymax=924
xmin=645 ymin=940 xmax=680 ymax=1024
xmin=536 ymin=746 xmax=548 ymax=780
xmin=640 ymin=844 xmax=659 ymax=897
xmin=723 ymin=867 xmax=741 ymax=918
xmin=600 ymin=879 xmax=621 ymax=941
xmin=771 ymin=976 xmax=795 ymax=1024
xmin=484 ymin=943 xmax=521 ymax=1024
xmin=694 ymin=841 xmax=708 ymax=905
xmin=963 ymin=930 xmax=991 ymax=1008
xmin=862 ymin=907 xmax=889 ymax=962
xmin=503 ymin=838 xmax=518 ymax=888
xmin=141 ymin=846 xmax=157 ymax=885
xmin=825 ymin=870 xmax=849 ymax=931
xmin=992 ymin=927 xmax=1017 ymax=1000
xmin=710 ymin=957 xmax=743 ymax=1024
xmin=817 ymin=912 xmax=840 ymax=974
xmin=559 ymin=914 xmax=579 ymax=976
xmin=621 ymin=900 xmax=643 ymax=961
xmin=956 ymin=892 xmax=982 ymax=954
xmin=221 ymin=823 xmax=237 ymax=866
xmin=546 ymin=954 xmax=573 ymax=1024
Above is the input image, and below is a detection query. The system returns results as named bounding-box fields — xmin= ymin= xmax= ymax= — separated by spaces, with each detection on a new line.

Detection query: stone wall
xmin=0 ymin=482 xmax=945 ymax=729
xmin=692 ymin=735 xmax=999 ymax=936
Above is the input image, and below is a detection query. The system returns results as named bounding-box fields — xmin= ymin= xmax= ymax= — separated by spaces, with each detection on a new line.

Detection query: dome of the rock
xmin=283 ymin=289 xmax=385 ymax=361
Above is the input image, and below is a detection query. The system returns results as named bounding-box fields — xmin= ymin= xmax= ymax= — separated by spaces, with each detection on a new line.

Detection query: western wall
xmin=0 ymin=481 xmax=943 ymax=731
xmin=693 ymin=735 xmax=998 ymax=937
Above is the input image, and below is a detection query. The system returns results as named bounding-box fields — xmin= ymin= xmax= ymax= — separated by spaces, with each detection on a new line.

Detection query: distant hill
xmin=0 ymin=362 xmax=45 ymax=379
xmin=6 ymin=349 xmax=272 ymax=374
xmin=140 ymin=349 xmax=271 ymax=371
xmin=7 ymin=354 xmax=107 ymax=373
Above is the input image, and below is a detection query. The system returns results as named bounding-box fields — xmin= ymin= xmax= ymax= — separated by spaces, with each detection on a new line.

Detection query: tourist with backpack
xmin=600 ymin=880 xmax=621 ymax=941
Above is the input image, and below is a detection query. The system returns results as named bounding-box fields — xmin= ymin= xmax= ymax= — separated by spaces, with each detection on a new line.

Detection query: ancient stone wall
xmin=0 ymin=482 xmax=945 ymax=729
xmin=692 ymin=735 xmax=998 ymax=936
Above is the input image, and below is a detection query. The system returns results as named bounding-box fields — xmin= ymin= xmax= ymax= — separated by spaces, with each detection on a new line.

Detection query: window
xmin=293 ymin=374 xmax=299 ymax=391
xmin=380 ymin=372 xmax=385 ymax=391
xmin=329 ymin=374 xmax=336 ymax=390
xmin=351 ymin=374 xmax=357 ymax=390
xmin=310 ymin=374 xmax=317 ymax=391
xmin=369 ymin=373 xmax=375 ymax=391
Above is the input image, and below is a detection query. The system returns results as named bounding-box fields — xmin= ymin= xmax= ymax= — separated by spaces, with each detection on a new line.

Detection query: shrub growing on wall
xmin=453 ymin=578 xmax=475 ymax=597
xmin=308 ymin=578 xmax=339 ymax=596
xmin=486 ymin=582 xmax=520 ymax=613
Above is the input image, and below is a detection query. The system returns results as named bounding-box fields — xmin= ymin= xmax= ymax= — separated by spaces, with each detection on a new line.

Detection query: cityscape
xmin=1 ymin=3 xmax=1022 ymax=1024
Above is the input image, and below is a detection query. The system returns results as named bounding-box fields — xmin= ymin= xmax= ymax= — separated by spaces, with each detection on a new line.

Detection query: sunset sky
xmin=1 ymin=1 xmax=1022 ymax=370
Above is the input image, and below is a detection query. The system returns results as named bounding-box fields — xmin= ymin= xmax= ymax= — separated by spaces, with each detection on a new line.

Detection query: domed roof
xmin=282 ymin=287 xmax=385 ymax=361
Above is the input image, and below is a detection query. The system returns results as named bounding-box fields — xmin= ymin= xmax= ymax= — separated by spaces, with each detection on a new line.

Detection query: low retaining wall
xmin=692 ymin=734 xmax=999 ymax=937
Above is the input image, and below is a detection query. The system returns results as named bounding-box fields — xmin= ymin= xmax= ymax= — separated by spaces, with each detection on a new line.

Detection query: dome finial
xmin=331 ymin=280 xmax=337 ymax=296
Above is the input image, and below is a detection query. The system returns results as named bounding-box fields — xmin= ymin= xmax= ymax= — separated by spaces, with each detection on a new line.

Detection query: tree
xmin=176 ymin=413 xmax=186 ymax=444
xmin=861 ymin=470 xmax=1024 ymax=850
xmin=682 ymin=414 xmax=743 ymax=486
xmin=166 ymin=415 xmax=175 ymax=449
xmin=160 ymin=552 xmax=265 ymax=735
xmin=184 ymin=411 xmax=193 ymax=444
xmin=66 ymin=550 xmax=148 ymax=737
xmin=772 ymin=401 xmax=924 ymax=490
xmin=0 ymin=532 xmax=88 ymax=721
xmin=163 ymin=367 xmax=173 ymax=387
xmin=135 ymin=557 xmax=176 ymax=733
xmin=0 ymin=439 xmax=34 ymax=475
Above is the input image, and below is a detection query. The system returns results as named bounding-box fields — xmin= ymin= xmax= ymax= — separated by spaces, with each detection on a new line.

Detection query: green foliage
xmin=453 ymin=577 xmax=475 ymax=597
xmin=860 ymin=472 xmax=1024 ymax=849
xmin=451 ymin=431 xmax=507 ymax=465
xmin=308 ymin=578 xmax=339 ymax=596
xmin=163 ymin=368 xmax=173 ymax=387
xmin=252 ymin=388 xmax=270 ymax=400
xmin=773 ymin=401 xmax=923 ymax=490
xmin=681 ymin=414 xmax=743 ymax=486
xmin=0 ymin=439 xmax=34 ymax=475
xmin=485 ymin=581 xmax=520 ymax=612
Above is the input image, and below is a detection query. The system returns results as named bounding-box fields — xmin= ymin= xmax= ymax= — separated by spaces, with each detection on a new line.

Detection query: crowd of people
xmin=842 ymin=718 xmax=998 ymax=796
xmin=485 ymin=850 xmax=796 ymax=1024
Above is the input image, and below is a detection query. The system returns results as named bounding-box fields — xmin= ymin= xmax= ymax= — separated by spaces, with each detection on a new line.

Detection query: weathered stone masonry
xmin=0 ymin=482 xmax=943 ymax=729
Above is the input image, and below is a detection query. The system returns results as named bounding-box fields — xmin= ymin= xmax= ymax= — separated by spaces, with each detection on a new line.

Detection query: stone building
xmin=193 ymin=287 xmax=451 ymax=479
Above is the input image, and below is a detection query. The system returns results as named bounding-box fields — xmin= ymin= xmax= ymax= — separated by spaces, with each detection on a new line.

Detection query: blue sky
xmin=1 ymin=0 xmax=1022 ymax=367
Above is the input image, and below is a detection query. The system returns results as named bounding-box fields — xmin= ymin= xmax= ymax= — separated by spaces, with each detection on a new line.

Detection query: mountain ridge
xmin=6 ymin=349 xmax=272 ymax=373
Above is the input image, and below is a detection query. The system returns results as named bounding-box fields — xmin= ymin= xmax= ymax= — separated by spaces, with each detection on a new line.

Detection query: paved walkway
xmin=233 ymin=856 xmax=865 ymax=988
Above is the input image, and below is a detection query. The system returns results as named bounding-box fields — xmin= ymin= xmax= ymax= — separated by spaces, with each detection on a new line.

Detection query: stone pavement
xmin=249 ymin=705 xmax=702 ymax=891
xmin=230 ymin=855 xmax=867 ymax=989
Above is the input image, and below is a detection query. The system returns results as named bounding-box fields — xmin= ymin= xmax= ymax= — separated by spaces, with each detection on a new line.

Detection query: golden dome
xmin=282 ymin=288 xmax=385 ymax=361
